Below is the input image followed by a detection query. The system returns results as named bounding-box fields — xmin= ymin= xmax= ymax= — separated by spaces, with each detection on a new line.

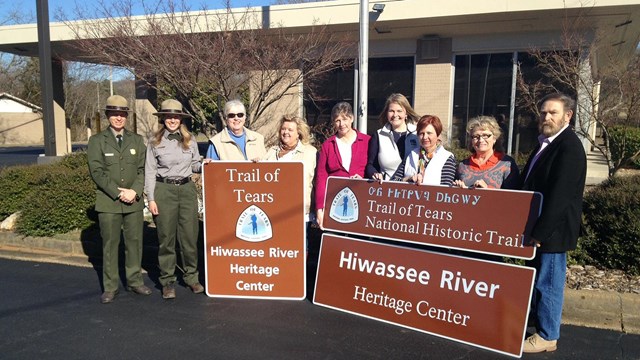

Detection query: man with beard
xmin=520 ymin=93 xmax=587 ymax=353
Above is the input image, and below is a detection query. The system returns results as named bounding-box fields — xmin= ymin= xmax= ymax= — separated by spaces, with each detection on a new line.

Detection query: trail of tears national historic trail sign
xmin=321 ymin=177 xmax=543 ymax=259
xmin=202 ymin=162 xmax=306 ymax=300
xmin=313 ymin=234 xmax=536 ymax=358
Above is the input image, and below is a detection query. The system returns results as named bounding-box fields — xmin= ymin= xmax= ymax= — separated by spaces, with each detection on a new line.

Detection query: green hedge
xmin=609 ymin=125 xmax=640 ymax=169
xmin=577 ymin=175 xmax=640 ymax=275
xmin=0 ymin=152 xmax=97 ymax=237
xmin=0 ymin=165 xmax=40 ymax=219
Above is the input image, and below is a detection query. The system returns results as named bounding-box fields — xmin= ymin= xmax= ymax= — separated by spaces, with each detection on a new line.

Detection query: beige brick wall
xmin=414 ymin=38 xmax=454 ymax=143
xmin=0 ymin=113 xmax=44 ymax=145
xmin=250 ymin=69 xmax=303 ymax=147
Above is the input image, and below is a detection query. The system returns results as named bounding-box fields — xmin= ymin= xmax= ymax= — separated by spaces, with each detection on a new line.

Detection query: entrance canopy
xmin=1 ymin=0 xmax=638 ymax=77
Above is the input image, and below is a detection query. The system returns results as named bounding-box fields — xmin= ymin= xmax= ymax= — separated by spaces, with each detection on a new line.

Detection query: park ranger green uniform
xmin=87 ymin=127 xmax=146 ymax=293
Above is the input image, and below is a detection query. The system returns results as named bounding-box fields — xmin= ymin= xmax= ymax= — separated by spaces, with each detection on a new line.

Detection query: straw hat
xmin=153 ymin=99 xmax=193 ymax=118
xmin=103 ymin=95 xmax=131 ymax=113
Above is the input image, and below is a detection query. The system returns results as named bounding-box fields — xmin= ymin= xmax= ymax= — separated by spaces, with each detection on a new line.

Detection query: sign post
xmin=202 ymin=162 xmax=306 ymax=300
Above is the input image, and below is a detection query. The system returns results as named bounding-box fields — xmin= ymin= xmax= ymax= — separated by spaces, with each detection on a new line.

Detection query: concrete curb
xmin=563 ymin=289 xmax=640 ymax=334
xmin=0 ymin=229 xmax=638 ymax=335
xmin=0 ymin=231 xmax=90 ymax=256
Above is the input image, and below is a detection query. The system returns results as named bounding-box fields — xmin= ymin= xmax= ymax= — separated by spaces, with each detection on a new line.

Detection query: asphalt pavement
xmin=0 ymin=253 xmax=638 ymax=360
xmin=0 ymin=144 xmax=87 ymax=167
xmin=1 ymin=145 xmax=637 ymax=358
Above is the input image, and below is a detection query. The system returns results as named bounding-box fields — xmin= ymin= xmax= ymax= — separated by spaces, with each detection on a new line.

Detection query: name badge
xmin=105 ymin=153 xmax=114 ymax=157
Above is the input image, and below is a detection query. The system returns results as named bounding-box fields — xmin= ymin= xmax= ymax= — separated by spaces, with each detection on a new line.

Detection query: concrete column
xmin=413 ymin=37 xmax=454 ymax=143
xmin=52 ymin=59 xmax=69 ymax=155
xmin=134 ymin=75 xmax=158 ymax=140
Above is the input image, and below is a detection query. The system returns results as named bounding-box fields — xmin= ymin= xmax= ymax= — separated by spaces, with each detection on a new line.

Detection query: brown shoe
xmin=162 ymin=285 xmax=176 ymax=299
xmin=188 ymin=282 xmax=204 ymax=294
xmin=126 ymin=284 xmax=152 ymax=295
xmin=523 ymin=333 xmax=557 ymax=353
xmin=101 ymin=290 xmax=118 ymax=304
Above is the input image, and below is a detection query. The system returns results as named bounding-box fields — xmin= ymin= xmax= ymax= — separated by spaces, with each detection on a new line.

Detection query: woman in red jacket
xmin=315 ymin=102 xmax=370 ymax=229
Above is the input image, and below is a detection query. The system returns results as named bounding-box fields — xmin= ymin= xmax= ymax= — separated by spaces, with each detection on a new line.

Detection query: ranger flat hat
xmin=103 ymin=95 xmax=132 ymax=113
xmin=153 ymin=99 xmax=193 ymax=118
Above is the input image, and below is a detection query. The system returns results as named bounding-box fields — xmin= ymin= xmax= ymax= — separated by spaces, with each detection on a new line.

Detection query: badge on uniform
xmin=130 ymin=149 xmax=136 ymax=155
xmin=105 ymin=153 xmax=114 ymax=157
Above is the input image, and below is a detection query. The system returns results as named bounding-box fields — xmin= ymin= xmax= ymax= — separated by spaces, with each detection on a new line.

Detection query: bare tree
xmin=63 ymin=63 xmax=135 ymax=141
xmin=0 ymin=1 xmax=35 ymax=98
xmin=0 ymin=0 xmax=34 ymax=26
xmin=61 ymin=0 xmax=355 ymax=136
xmin=517 ymin=10 xmax=640 ymax=177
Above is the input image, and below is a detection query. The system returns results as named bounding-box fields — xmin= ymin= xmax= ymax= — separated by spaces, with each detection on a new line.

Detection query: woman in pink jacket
xmin=315 ymin=102 xmax=370 ymax=228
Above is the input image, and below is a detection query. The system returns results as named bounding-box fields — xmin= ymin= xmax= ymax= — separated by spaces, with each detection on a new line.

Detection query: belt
xmin=156 ymin=176 xmax=191 ymax=185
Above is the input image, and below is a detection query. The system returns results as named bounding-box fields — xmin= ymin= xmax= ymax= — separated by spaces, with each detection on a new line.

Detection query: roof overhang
xmin=0 ymin=0 xmax=638 ymax=74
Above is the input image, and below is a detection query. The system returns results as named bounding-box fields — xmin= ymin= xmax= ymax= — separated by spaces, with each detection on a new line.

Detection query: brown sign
xmin=313 ymin=234 xmax=535 ymax=358
xmin=202 ymin=162 xmax=306 ymax=299
xmin=322 ymin=177 xmax=541 ymax=259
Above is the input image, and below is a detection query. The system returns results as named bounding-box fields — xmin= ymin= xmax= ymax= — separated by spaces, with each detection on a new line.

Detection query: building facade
xmin=0 ymin=0 xmax=638 ymax=153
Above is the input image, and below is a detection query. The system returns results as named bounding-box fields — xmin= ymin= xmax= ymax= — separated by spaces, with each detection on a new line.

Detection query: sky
xmin=0 ymin=0 xmax=275 ymax=24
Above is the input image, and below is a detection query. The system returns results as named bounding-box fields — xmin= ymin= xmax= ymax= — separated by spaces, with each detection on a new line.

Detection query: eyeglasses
xmin=471 ymin=134 xmax=493 ymax=141
xmin=226 ymin=113 xmax=245 ymax=119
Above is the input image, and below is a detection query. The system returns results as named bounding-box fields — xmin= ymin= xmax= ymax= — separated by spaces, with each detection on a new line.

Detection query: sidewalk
xmin=585 ymin=148 xmax=610 ymax=186
xmin=0 ymin=229 xmax=638 ymax=336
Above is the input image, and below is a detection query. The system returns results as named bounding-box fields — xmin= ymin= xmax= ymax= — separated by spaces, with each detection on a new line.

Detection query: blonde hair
xmin=466 ymin=116 xmax=502 ymax=152
xmin=152 ymin=122 xmax=192 ymax=150
xmin=377 ymin=93 xmax=420 ymax=126
xmin=279 ymin=114 xmax=312 ymax=145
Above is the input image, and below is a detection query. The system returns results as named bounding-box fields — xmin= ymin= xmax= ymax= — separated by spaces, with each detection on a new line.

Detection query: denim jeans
xmin=529 ymin=252 xmax=567 ymax=341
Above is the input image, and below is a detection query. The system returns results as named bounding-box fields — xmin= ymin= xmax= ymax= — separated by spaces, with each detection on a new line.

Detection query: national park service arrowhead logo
xmin=236 ymin=205 xmax=272 ymax=242
xmin=329 ymin=187 xmax=359 ymax=223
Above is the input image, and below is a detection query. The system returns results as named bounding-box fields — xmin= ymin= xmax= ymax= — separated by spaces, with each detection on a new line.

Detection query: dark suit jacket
xmin=87 ymin=128 xmax=146 ymax=214
xmin=520 ymin=127 xmax=586 ymax=253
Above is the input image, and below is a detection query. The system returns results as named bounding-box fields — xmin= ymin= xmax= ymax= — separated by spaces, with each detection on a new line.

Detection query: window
xmin=304 ymin=57 xmax=414 ymax=139
xmin=452 ymin=53 xmax=513 ymax=151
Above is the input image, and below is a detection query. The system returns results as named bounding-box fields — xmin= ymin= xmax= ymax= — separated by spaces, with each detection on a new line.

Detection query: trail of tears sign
xmin=321 ymin=177 xmax=542 ymax=259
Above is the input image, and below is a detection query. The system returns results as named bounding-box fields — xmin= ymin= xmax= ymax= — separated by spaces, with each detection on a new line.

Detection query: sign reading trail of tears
xmin=202 ymin=162 xmax=305 ymax=300
xmin=322 ymin=177 xmax=542 ymax=259
xmin=313 ymin=234 xmax=536 ymax=358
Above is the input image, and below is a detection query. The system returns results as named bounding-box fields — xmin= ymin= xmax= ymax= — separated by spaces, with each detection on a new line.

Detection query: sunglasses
xmin=226 ymin=113 xmax=245 ymax=119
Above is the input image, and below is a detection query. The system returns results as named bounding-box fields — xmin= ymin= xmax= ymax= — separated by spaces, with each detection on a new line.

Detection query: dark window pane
xmin=304 ymin=57 xmax=414 ymax=137
xmin=452 ymin=53 xmax=513 ymax=150
xmin=514 ymin=52 xmax=577 ymax=156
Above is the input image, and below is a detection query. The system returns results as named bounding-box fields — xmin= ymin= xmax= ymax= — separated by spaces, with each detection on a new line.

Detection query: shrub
xmin=0 ymin=165 xmax=42 ymax=219
xmin=609 ymin=125 xmax=640 ymax=169
xmin=0 ymin=151 xmax=98 ymax=237
xmin=59 ymin=149 xmax=90 ymax=170
xmin=579 ymin=175 xmax=640 ymax=275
